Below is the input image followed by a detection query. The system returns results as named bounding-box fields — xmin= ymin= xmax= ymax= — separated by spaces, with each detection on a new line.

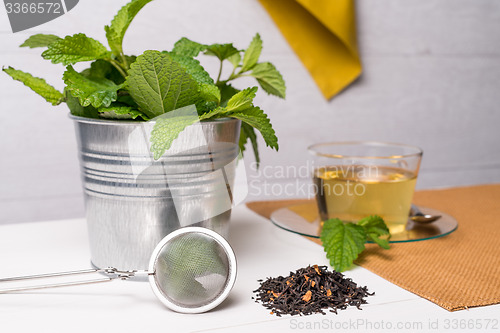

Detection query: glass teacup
xmin=308 ymin=142 xmax=423 ymax=235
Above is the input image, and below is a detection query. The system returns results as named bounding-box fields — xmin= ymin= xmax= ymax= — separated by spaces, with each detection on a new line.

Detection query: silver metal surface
xmin=71 ymin=116 xmax=241 ymax=270
xmin=410 ymin=204 xmax=442 ymax=223
xmin=148 ymin=227 xmax=237 ymax=314
xmin=0 ymin=268 xmax=146 ymax=293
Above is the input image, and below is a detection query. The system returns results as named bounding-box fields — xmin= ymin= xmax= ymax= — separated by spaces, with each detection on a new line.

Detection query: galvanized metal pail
xmin=71 ymin=115 xmax=241 ymax=270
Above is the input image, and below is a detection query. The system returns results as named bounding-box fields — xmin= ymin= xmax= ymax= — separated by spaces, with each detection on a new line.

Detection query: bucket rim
xmin=68 ymin=113 xmax=240 ymax=126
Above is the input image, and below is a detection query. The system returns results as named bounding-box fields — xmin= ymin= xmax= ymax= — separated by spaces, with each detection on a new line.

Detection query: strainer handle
xmin=0 ymin=268 xmax=145 ymax=294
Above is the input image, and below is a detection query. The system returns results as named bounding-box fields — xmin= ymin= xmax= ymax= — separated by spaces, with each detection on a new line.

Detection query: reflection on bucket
xmin=71 ymin=105 xmax=246 ymax=270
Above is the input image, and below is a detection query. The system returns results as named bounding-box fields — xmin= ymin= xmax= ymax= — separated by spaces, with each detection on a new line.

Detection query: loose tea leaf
xmin=253 ymin=265 xmax=373 ymax=316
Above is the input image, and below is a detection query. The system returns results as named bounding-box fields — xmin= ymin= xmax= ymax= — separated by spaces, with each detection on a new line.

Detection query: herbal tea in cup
xmin=308 ymin=142 xmax=423 ymax=235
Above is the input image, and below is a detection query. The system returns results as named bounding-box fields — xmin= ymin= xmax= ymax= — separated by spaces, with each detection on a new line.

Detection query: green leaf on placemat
xmin=320 ymin=219 xmax=366 ymax=272
xmin=320 ymin=215 xmax=391 ymax=272
xmin=358 ymin=215 xmax=391 ymax=249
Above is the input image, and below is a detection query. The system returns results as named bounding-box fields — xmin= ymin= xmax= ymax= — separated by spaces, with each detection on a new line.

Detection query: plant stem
xmin=218 ymin=71 xmax=240 ymax=87
xmin=227 ymin=67 xmax=238 ymax=82
xmin=108 ymin=59 xmax=128 ymax=78
xmin=120 ymin=53 xmax=129 ymax=70
xmin=216 ymin=60 xmax=223 ymax=85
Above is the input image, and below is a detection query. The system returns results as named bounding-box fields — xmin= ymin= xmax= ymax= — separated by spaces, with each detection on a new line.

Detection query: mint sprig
xmin=320 ymin=216 xmax=391 ymax=272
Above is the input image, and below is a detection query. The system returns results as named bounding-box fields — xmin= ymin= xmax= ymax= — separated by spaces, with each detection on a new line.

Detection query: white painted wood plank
xmin=0 ymin=206 xmax=497 ymax=332
xmin=0 ymin=194 xmax=83 ymax=225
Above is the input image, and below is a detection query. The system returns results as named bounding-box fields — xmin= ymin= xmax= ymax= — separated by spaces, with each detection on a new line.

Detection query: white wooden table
xmin=0 ymin=205 xmax=498 ymax=333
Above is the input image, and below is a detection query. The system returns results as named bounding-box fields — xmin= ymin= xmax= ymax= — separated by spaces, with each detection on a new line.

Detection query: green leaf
xmin=81 ymin=60 xmax=126 ymax=85
xmin=199 ymin=83 xmax=221 ymax=104
xmin=195 ymin=101 xmax=218 ymax=114
xmin=171 ymin=37 xmax=207 ymax=57
xmin=228 ymin=52 xmax=241 ymax=69
xmin=125 ymin=51 xmax=200 ymax=119
xmin=167 ymin=52 xmax=214 ymax=85
xmin=116 ymin=94 xmax=139 ymax=108
xmin=229 ymin=106 xmax=278 ymax=150
xmin=240 ymin=122 xmax=260 ymax=166
xmin=251 ymin=62 xmax=286 ymax=98
xmin=105 ymin=0 xmax=153 ymax=56
xmin=241 ymin=33 xmax=262 ymax=72
xmin=98 ymin=104 xmax=146 ymax=120
xmin=358 ymin=215 xmax=391 ymax=250
xmin=65 ymin=92 xmax=100 ymax=118
xmin=320 ymin=219 xmax=367 ymax=272
xmin=63 ymin=66 xmax=122 ymax=108
xmin=199 ymin=106 xmax=228 ymax=121
xmin=204 ymin=43 xmax=239 ymax=61
xmin=151 ymin=112 xmax=199 ymax=160
xmin=238 ymin=125 xmax=247 ymax=155
xmin=42 ymin=33 xmax=111 ymax=65
xmin=20 ymin=34 xmax=61 ymax=48
xmin=3 ymin=67 xmax=64 ymax=105
xmin=124 ymin=55 xmax=137 ymax=68
xmin=225 ymin=87 xmax=258 ymax=112
xmin=218 ymin=84 xmax=240 ymax=107
xmin=88 ymin=60 xmax=113 ymax=78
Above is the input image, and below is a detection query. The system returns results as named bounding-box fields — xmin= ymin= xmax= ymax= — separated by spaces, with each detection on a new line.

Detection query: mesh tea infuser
xmin=0 ymin=227 xmax=237 ymax=314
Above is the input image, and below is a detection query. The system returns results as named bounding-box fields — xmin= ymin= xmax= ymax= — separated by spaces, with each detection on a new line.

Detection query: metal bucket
xmin=71 ymin=115 xmax=241 ymax=270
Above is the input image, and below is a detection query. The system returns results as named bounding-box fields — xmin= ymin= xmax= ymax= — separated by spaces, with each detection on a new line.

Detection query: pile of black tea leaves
xmin=253 ymin=265 xmax=374 ymax=316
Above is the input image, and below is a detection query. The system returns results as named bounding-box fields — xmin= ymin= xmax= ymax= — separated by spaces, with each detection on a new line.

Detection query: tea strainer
xmin=0 ymin=227 xmax=237 ymax=314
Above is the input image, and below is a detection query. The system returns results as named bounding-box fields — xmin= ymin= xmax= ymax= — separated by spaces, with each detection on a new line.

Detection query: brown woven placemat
xmin=246 ymin=184 xmax=500 ymax=311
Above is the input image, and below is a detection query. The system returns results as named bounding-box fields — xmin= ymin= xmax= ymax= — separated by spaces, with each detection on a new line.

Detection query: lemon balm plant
xmin=3 ymin=0 xmax=285 ymax=162
xmin=3 ymin=0 xmax=286 ymax=270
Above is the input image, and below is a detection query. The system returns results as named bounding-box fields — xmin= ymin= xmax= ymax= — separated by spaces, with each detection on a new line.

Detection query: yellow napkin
xmin=259 ymin=0 xmax=362 ymax=99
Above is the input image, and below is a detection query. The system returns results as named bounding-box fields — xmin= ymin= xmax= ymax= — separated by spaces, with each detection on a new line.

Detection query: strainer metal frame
xmin=0 ymin=227 xmax=237 ymax=314
xmin=148 ymin=227 xmax=237 ymax=314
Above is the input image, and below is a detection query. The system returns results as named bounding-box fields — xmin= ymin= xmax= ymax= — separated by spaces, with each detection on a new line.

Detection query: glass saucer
xmin=269 ymin=202 xmax=458 ymax=243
